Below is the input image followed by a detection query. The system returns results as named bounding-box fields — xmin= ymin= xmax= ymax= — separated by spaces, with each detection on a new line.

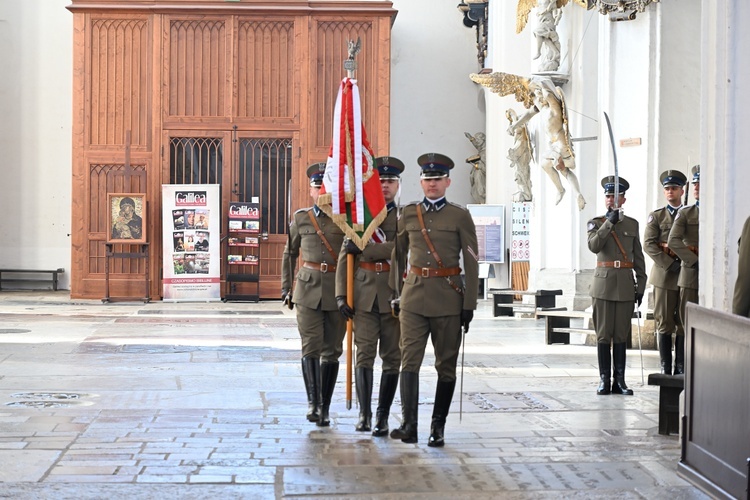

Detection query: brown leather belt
xmin=597 ymin=261 xmax=634 ymax=269
xmin=410 ymin=266 xmax=461 ymax=278
xmin=688 ymin=245 xmax=699 ymax=256
xmin=658 ymin=242 xmax=677 ymax=259
xmin=359 ymin=261 xmax=390 ymax=272
xmin=302 ymin=261 xmax=337 ymax=273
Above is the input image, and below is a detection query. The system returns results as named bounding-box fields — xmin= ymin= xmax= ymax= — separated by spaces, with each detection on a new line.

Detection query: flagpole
xmin=344 ymin=38 xmax=360 ymax=411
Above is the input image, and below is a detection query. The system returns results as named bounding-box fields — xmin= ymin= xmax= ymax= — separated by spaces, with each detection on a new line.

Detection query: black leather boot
xmin=612 ymin=342 xmax=634 ymax=395
xmin=317 ymin=361 xmax=339 ymax=427
xmin=390 ymin=371 xmax=419 ymax=443
xmin=372 ymin=371 xmax=399 ymax=437
xmin=674 ymin=335 xmax=685 ymax=375
xmin=428 ymin=379 xmax=456 ymax=447
xmin=355 ymin=367 xmax=373 ymax=432
xmin=596 ymin=343 xmax=611 ymax=395
xmin=301 ymin=357 xmax=321 ymax=422
xmin=658 ymin=333 xmax=673 ymax=375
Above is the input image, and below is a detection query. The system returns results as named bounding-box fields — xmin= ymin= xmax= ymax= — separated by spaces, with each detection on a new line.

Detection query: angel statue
xmin=516 ymin=0 xmax=589 ymax=73
xmin=464 ymin=132 xmax=487 ymax=204
xmin=470 ymin=71 xmax=586 ymax=210
xmin=506 ymin=109 xmax=533 ymax=202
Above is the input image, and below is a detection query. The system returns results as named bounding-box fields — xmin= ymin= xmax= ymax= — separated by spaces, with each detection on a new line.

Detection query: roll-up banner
xmin=161 ymin=184 xmax=221 ymax=301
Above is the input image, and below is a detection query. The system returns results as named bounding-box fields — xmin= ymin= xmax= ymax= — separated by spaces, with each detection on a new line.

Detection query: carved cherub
xmin=470 ymin=71 xmax=586 ymax=210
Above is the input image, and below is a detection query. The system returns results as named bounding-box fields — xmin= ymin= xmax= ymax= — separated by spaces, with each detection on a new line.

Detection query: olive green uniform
xmin=282 ymin=207 xmax=347 ymax=361
xmin=588 ymin=214 xmax=648 ymax=343
xmin=393 ymin=200 xmax=479 ymax=379
xmin=335 ymin=205 xmax=400 ymax=371
xmin=667 ymin=205 xmax=699 ymax=328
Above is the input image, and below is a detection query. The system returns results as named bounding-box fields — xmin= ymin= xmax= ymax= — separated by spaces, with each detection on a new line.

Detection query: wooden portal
xmin=68 ymin=0 xmax=396 ymax=300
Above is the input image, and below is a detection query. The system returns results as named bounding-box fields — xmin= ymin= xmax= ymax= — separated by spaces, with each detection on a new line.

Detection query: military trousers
xmin=353 ymin=307 xmax=401 ymax=372
xmin=296 ymin=304 xmax=346 ymax=363
xmin=592 ymin=298 xmax=634 ymax=344
xmin=652 ymin=285 xmax=683 ymax=337
xmin=678 ymin=286 xmax=699 ymax=334
xmin=398 ymin=310 xmax=462 ymax=381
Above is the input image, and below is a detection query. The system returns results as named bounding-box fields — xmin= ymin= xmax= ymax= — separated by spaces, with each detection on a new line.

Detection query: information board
xmin=467 ymin=204 xmax=505 ymax=263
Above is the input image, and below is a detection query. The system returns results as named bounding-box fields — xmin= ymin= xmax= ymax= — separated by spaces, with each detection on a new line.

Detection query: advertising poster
xmin=467 ymin=204 xmax=505 ymax=263
xmin=511 ymin=202 xmax=532 ymax=262
xmin=161 ymin=184 xmax=221 ymax=301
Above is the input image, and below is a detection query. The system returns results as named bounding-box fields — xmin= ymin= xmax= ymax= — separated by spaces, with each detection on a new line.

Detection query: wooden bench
xmin=0 ymin=268 xmax=65 ymax=291
xmin=647 ymin=373 xmax=684 ymax=436
xmin=488 ymin=289 xmax=562 ymax=318
xmin=535 ymin=308 xmax=593 ymax=344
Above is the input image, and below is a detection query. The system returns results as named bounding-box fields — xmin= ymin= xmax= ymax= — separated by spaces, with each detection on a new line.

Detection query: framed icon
xmin=108 ymin=193 xmax=147 ymax=244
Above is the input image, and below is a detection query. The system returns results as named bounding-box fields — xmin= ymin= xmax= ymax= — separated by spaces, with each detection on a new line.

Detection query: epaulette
xmin=653 ymin=206 xmax=665 ymax=212
xmin=405 ymin=201 xmax=420 ymax=206
xmin=294 ymin=207 xmax=311 ymax=214
xmin=448 ymin=201 xmax=469 ymax=211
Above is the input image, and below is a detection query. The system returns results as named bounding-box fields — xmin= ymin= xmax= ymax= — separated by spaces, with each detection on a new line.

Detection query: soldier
xmin=643 ymin=170 xmax=687 ymax=374
xmin=389 ymin=153 xmax=479 ymax=447
xmin=335 ymin=157 xmax=404 ymax=435
xmin=732 ymin=215 xmax=750 ymax=317
xmin=587 ymin=176 xmax=647 ymax=396
xmin=667 ymin=165 xmax=700 ymax=374
xmin=281 ymin=162 xmax=347 ymax=427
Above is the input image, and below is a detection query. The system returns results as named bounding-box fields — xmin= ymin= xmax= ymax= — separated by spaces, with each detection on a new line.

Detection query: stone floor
xmin=0 ymin=291 xmax=708 ymax=499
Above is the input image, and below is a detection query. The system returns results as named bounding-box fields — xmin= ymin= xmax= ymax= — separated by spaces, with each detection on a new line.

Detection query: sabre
xmin=459 ymin=325 xmax=466 ymax=423
xmin=635 ymin=305 xmax=645 ymax=385
xmin=603 ymin=112 xmax=620 ymax=210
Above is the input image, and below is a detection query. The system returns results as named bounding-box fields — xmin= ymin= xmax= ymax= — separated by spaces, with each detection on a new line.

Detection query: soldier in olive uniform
xmin=587 ymin=177 xmax=647 ymax=396
xmin=335 ymin=157 xmax=404 ymax=435
xmin=643 ymin=170 xmax=686 ymax=374
xmin=389 ymin=153 xmax=479 ymax=447
xmin=732 ymin=215 xmax=750 ymax=317
xmin=281 ymin=162 xmax=347 ymax=427
xmin=667 ymin=165 xmax=700 ymax=374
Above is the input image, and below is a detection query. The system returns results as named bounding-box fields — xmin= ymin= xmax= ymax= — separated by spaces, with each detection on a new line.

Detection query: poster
xmin=467 ymin=204 xmax=505 ymax=263
xmin=511 ymin=202 xmax=532 ymax=262
xmin=161 ymin=185 xmax=221 ymax=301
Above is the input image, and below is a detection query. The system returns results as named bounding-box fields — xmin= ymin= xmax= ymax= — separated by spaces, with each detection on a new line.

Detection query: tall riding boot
xmin=372 ymin=371 xmax=399 ymax=437
xmin=390 ymin=371 xmax=419 ymax=443
xmin=612 ymin=342 xmax=634 ymax=395
xmin=658 ymin=333 xmax=673 ymax=375
xmin=596 ymin=343 xmax=612 ymax=395
xmin=317 ymin=361 xmax=339 ymax=427
xmin=674 ymin=335 xmax=685 ymax=375
xmin=428 ymin=379 xmax=456 ymax=447
xmin=301 ymin=357 xmax=320 ymax=422
xmin=354 ymin=367 xmax=373 ymax=432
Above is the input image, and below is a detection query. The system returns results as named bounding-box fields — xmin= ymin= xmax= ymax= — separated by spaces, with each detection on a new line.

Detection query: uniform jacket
xmin=732 ymin=216 xmax=750 ymax=317
xmin=335 ymin=206 xmax=397 ymax=313
xmin=392 ymin=200 xmax=479 ymax=317
xmin=644 ymin=206 xmax=681 ymax=290
xmin=587 ymin=214 xmax=647 ymax=301
xmin=668 ymin=204 xmax=699 ymax=290
xmin=281 ymin=207 xmax=346 ymax=311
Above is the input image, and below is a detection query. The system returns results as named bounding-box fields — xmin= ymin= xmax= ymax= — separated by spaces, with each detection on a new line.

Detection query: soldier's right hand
xmin=668 ymin=259 xmax=681 ymax=273
xmin=345 ymin=239 xmax=363 ymax=255
xmin=606 ymin=208 xmax=620 ymax=224
xmin=336 ymin=296 xmax=355 ymax=320
xmin=281 ymin=289 xmax=294 ymax=310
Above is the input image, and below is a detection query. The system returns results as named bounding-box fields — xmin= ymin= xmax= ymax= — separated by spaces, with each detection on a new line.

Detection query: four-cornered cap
xmin=120 ymin=196 xmax=135 ymax=209
xmin=691 ymin=164 xmax=700 ymax=183
xmin=659 ymin=170 xmax=687 ymax=187
xmin=418 ymin=152 xmax=454 ymax=179
xmin=307 ymin=162 xmax=326 ymax=187
xmin=374 ymin=156 xmax=405 ymax=179
xmin=601 ymin=175 xmax=630 ymax=194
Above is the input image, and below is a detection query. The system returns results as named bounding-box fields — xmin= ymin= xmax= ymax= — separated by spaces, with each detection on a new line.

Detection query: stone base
xmin=581 ymin=318 xmax=657 ymax=350
xmin=529 ymin=268 xmax=593 ymax=311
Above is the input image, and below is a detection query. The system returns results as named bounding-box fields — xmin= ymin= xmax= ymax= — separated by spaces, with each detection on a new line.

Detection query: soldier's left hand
xmin=461 ymin=309 xmax=474 ymax=333
xmin=336 ymin=296 xmax=355 ymax=320
xmin=635 ymin=293 xmax=644 ymax=307
xmin=345 ymin=239 xmax=362 ymax=255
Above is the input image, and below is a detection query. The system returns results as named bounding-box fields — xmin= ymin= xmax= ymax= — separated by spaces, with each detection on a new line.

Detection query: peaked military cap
xmin=659 ymin=170 xmax=687 ymax=187
xmin=601 ymin=175 xmax=630 ymax=194
xmin=374 ymin=156 xmax=405 ymax=180
xmin=418 ymin=152 xmax=454 ymax=179
xmin=306 ymin=162 xmax=326 ymax=187
xmin=691 ymin=164 xmax=700 ymax=183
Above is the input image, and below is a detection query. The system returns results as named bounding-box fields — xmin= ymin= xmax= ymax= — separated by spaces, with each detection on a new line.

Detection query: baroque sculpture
xmin=470 ymin=71 xmax=586 ymax=211
xmin=464 ymin=132 xmax=487 ymax=204
xmin=505 ymin=109 xmax=533 ymax=202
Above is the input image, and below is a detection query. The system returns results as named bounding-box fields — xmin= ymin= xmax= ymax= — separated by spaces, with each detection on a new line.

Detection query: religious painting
xmin=108 ymin=193 xmax=147 ymax=244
